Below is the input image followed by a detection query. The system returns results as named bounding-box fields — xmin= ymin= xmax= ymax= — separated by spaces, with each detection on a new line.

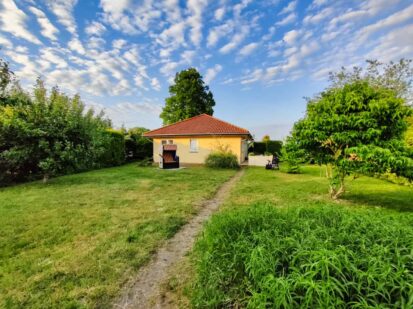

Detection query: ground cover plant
xmin=188 ymin=167 xmax=413 ymax=308
xmin=0 ymin=164 xmax=235 ymax=308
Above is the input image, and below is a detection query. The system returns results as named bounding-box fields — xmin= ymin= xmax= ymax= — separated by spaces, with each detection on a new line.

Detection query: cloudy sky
xmin=1 ymin=0 xmax=412 ymax=139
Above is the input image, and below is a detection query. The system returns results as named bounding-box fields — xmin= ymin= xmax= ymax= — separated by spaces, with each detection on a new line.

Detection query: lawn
xmin=166 ymin=166 xmax=413 ymax=308
xmin=0 ymin=164 xmax=236 ymax=308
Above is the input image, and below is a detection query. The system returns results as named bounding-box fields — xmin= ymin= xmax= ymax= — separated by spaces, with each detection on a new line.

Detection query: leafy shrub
xmin=124 ymin=127 xmax=152 ymax=161
xmin=192 ymin=204 xmax=413 ymax=308
xmin=250 ymin=141 xmax=283 ymax=155
xmin=281 ymin=137 xmax=303 ymax=174
xmin=0 ymin=77 xmax=125 ymax=185
xmin=100 ymin=129 xmax=125 ymax=166
xmin=205 ymin=145 xmax=239 ymax=169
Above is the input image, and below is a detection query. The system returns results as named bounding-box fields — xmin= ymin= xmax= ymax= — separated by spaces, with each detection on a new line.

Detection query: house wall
xmin=152 ymin=136 xmax=246 ymax=164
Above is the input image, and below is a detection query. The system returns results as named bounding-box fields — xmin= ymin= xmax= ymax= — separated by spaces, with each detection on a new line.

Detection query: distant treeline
xmin=0 ymin=59 xmax=151 ymax=186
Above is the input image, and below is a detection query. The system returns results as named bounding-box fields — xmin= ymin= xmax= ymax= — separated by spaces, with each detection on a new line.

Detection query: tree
xmin=329 ymin=59 xmax=413 ymax=105
xmin=160 ymin=68 xmax=215 ymax=124
xmin=262 ymin=135 xmax=270 ymax=143
xmin=287 ymin=80 xmax=412 ymax=199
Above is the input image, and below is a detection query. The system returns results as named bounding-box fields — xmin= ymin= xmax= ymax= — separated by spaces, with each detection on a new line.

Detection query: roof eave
xmin=143 ymin=132 xmax=252 ymax=138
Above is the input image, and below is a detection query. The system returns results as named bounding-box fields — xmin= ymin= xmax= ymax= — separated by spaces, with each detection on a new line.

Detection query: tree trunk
xmin=326 ymin=165 xmax=345 ymax=199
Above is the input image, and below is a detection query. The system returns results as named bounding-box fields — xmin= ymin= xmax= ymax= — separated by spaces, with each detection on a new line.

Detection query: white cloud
xmin=214 ymin=7 xmax=225 ymax=20
xmin=0 ymin=0 xmax=41 ymax=44
xmin=151 ymin=77 xmax=161 ymax=91
xmin=181 ymin=50 xmax=196 ymax=64
xmin=0 ymin=35 xmax=13 ymax=49
xmin=46 ymin=0 xmax=78 ymax=35
xmin=239 ymin=42 xmax=259 ymax=57
xmin=157 ymin=21 xmax=186 ymax=48
xmin=356 ymin=4 xmax=413 ymax=45
xmin=303 ymin=7 xmax=334 ymax=24
xmin=276 ymin=13 xmax=296 ymax=26
xmin=187 ymin=0 xmax=208 ymax=46
xmin=283 ymin=29 xmax=299 ymax=45
xmin=219 ymin=25 xmax=249 ymax=54
xmin=207 ymin=22 xmax=233 ymax=47
xmin=29 ymin=6 xmax=59 ymax=41
xmin=280 ymin=0 xmax=297 ymax=14
xmin=112 ymin=39 xmax=127 ymax=49
xmin=68 ymin=37 xmax=86 ymax=55
xmin=367 ymin=23 xmax=413 ymax=62
xmin=204 ymin=64 xmax=223 ymax=84
xmin=164 ymin=0 xmax=182 ymax=22
xmin=85 ymin=21 xmax=106 ymax=36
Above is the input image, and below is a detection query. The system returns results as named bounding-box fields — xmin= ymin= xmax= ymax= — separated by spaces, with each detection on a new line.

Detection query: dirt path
xmin=114 ymin=169 xmax=244 ymax=309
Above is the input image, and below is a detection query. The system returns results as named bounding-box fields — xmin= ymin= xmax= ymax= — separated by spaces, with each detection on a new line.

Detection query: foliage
xmin=205 ymin=144 xmax=239 ymax=169
xmin=100 ymin=129 xmax=125 ymax=166
xmin=406 ymin=116 xmax=413 ymax=147
xmin=250 ymin=140 xmax=282 ymax=155
xmin=281 ymin=137 xmax=304 ymax=173
xmin=289 ymin=79 xmax=412 ymax=198
xmin=0 ymin=77 xmax=124 ymax=185
xmin=160 ymin=67 xmax=215 ymax=125
xmin=329 ymin=59 xmax=413 ymax=105
xmin=0 ymin=164 xmax=236 ymax=308
xmin=261 ymin=135 xmax=270 ymax=143
xmin=192 ymin=204 xmax=413 ymax=308
xmin=124 ymin=127 xmax=152 ymax=161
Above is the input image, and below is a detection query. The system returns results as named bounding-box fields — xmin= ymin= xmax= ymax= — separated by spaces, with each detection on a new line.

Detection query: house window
xmin=161 ymin=140 xmax=167 ymax=145
xmin=190 ymin=139 xmax=198 ymax=152
xmin=168 ymin=140 xmax=173 ymax=144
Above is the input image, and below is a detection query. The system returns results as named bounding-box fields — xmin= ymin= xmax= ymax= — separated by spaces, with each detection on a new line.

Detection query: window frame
xmin=189 ymin=139 xmax=199 ymax=153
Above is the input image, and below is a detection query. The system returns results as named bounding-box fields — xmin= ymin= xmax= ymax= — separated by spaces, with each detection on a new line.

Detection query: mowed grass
xmin=0 ymin=164 xmax=236 ymax=308
xmin=189 ymin=166 xmax=413 ymax=308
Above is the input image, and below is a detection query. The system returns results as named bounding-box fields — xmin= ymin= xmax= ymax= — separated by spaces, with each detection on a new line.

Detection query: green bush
xmin=250 ymin=141 xmax=283 ymax=155
xmin=192 ymin=204 xmax=413 ymax=308
xmin=100 ymin=129 xmax=125 ymax=166
xmin=124 ymin=127 xmax=152 ymax=161
xmin=0 ymin=75 xmax=126 ymax=185
xmin=205 ymin=151 xmax=239 ymax=169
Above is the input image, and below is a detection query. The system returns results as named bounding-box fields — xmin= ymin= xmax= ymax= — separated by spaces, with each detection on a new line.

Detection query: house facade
xmin=143 ymin=114 xmax=252 ymax=164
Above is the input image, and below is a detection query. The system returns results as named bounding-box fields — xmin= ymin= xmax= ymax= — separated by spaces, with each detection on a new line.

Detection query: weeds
xmin=192 ymin=204 xmax=413 ymax=308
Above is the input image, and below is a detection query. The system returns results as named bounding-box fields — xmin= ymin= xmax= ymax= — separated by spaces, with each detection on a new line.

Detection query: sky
xmin=1 ymin=0 xmax=413 ymax=140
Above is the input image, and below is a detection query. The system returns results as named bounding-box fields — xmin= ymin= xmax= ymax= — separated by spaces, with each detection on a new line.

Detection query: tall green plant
xmin=0 ymin=77 xmax=123 ymax=185
xmin=160 ymin=68 xmax=215 ymax=125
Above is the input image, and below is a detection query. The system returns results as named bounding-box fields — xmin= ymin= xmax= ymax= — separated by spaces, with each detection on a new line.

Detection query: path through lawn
xmin=114 ymin=169 xmax=244 ymax=309
xmin=0 ymin=164 xmax=236 ymax=308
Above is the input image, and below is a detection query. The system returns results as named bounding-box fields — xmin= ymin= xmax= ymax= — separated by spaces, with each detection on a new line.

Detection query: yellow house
xmin=143 ymin=114 xmax=252 ymax=165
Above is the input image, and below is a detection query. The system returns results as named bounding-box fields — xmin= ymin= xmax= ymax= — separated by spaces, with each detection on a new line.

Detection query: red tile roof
xmin=143 ymin=114 xmax=251 ymax=137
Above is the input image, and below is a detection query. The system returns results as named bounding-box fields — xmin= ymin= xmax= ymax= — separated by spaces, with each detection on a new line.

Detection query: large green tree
xmin=286 ymin=60 xmax=413 ymax=199
xmin=160 ymin=68 xmax=215 ymax=124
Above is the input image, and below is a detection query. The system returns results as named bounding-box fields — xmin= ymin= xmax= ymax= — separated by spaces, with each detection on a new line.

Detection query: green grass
xmin=190 ymin=166 xmax=413 ymax=308
xmin=0 ymin=164 xmax=236 ymax=308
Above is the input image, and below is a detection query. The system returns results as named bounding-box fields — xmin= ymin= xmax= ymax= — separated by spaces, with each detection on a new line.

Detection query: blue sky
xmin=1 ymin=0 xmax=413 ymax=140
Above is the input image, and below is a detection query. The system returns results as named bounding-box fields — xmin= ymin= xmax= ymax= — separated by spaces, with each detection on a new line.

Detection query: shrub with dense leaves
xmin=192 ymin=204 xmax=413 ymax=308
xmin=205 ymin=151 xmax=239 ymax=169
xmin=0 ymin=77 xmax=124 ymax=185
